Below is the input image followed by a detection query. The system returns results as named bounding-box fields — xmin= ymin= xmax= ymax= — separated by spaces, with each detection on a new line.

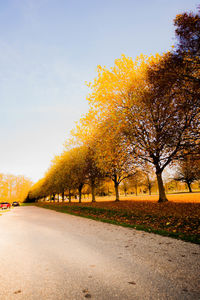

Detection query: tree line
xmin=0 ymin=173 xmax=32 ymax=203
xmin=27 ymin=8 xmax=200 ymax=203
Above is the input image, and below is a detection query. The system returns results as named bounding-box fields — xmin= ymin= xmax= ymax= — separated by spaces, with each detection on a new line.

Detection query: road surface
xmin=0 ymin=206 xmax=199 ymax=299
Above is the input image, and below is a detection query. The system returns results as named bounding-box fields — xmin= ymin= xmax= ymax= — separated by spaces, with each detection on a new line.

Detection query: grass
xmin=44 ymin=192 xmax=200 ymax=203
xmin=31 ymin=198 xmax=200 ymax=244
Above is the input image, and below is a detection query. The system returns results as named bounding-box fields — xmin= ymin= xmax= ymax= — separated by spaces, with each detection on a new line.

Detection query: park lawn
xmin=34 ymin=197 xmax=200 ymax=244
xmin=59 ymin=192 xmax=200 ymax=203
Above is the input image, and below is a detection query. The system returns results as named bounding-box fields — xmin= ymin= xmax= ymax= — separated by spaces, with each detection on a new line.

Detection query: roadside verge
xmin=25 ymin=201 xmax=200 ymax=244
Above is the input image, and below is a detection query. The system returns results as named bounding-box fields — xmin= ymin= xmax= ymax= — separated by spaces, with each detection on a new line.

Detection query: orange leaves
xmin=86 ymin=54 xmax=153 ymax=114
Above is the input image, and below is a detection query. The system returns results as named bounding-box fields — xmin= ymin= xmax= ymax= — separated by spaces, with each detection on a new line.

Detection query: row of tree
xmin=27 ymin=9 xmax=200 ymax=203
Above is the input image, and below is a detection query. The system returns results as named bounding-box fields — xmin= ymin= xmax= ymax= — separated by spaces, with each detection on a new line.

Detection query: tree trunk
xmin=79 ymin=184 xmax=83 ymax=203
xmin=114 ymin=176 xmax=120 ymax=201
xmin=68 ymin=189 xmax=71 ymax=203
xmin=91 ymin=180 xmax=96 ymax=202
xmin=135 ymin=184 xmax=138 ymax=196
xmin=147 ymin=176 xmax=151 ymax=195
xmin=148 ymin=186 xmax=151 ymax=195
xmin=156 ymin=171 xmax=168 ymax=202
xmin=186 ymin=181 xmax=192 ymax=192
xmin=62 ymin=190 xmax=65 ymax=202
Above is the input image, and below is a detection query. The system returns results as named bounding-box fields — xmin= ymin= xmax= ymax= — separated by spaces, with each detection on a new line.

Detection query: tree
xmin=128 ymin=170 xmax=144 ymax=196
xmin=51 ymin=156 xmax=67 ymax=202
xmin=69 ymin=147 xmax=87 ymax=203
xmin=131 ymin=9 xmax=200 ymax=201
xmin=121 ymin=179 xmax=130 ymax=196
xmin=93 ymin=115 xmax=136 ymax=201
xmin=170 ymin=9 xmax=200 ymax=99
xmin=77 ymin=56 xmax=146 ymax=201
xmin=141 ymin=164 xmax=156 ymax=195
xmin=84 ymin=146 xmax=103 ymax=202
xmin=174 ymin=156 xmax=200 ymax=192
xmin=70 ymin=111 xmax=107 ymax=203
xmin=124 ymin=53 xmax=199 ymax=201
xmin=56 ymin=150 xmax=82 ymax=203
xmin=0 ymin=173 xmax=32 ymax=202
xmin=174 ymin=9 xmax=200 ymax=60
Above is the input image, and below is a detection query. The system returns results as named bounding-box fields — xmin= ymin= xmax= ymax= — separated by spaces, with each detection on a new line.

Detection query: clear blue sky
xmin=0 ymin=0 xmax=198 ymax=182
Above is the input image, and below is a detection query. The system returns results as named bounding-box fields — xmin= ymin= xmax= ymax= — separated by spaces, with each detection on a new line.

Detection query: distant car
xmin=12 ymin=201 xmax=20 ymax=207
xmin=0 ymin=202 xmax=11 ymax=209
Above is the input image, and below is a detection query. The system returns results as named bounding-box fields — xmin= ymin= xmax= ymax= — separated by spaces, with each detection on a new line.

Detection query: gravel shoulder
xmin=0 ymin=206 xmax=199 ymax=300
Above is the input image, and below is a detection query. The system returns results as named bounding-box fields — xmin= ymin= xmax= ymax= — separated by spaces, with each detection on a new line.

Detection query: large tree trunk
xmin=78 ymin=184 xmax=83 ymax=203
xmin=115 ymin=183 xmax=120 ymax=201
xmin=114 ymin=175 xmax=120 ymax=201
xmin=186 ymin=181 xmax=192 ymax=192
xmin=156 ymin=171 xmax=168 ymax=202
xmin=91 ymin=179 xmax=96 ymax=202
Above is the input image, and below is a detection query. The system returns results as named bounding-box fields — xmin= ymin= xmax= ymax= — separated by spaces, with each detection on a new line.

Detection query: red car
xmin=0 ymin=202 xmax=11 ymax=209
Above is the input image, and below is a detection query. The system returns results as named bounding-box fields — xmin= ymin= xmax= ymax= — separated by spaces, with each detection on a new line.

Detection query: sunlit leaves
xmin=0 ymin=173 xmax=32 ymax=202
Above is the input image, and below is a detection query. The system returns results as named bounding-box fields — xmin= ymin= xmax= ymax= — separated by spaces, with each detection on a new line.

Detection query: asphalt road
xmin=0 ymin=206 xmax=199 ymax=300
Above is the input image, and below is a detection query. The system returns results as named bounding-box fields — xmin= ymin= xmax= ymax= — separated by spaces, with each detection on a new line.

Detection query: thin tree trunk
xmin=91 ymin=180 xmax=96 ymax=202
xmin=156 ymin=171 xmax=168 ymax=202
xmin=135 ymin=184 xmax=138 ymax=196
xmin=186 ymin=181 xmax=192 ymax=192
xmin=79 ymin=184 xmax=83 ymax=203
xmin=68 ymin=189 xmax=71 ymax=203
xmin=52 ymin=193 xmax=55 ymax=202
xmin=147 ymin=175 xmax=151 ymax=195
xmin=149 ymin=186 xmax=151 ymax=195
xmin=62 ymin=190 xmax=65 ymax=202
